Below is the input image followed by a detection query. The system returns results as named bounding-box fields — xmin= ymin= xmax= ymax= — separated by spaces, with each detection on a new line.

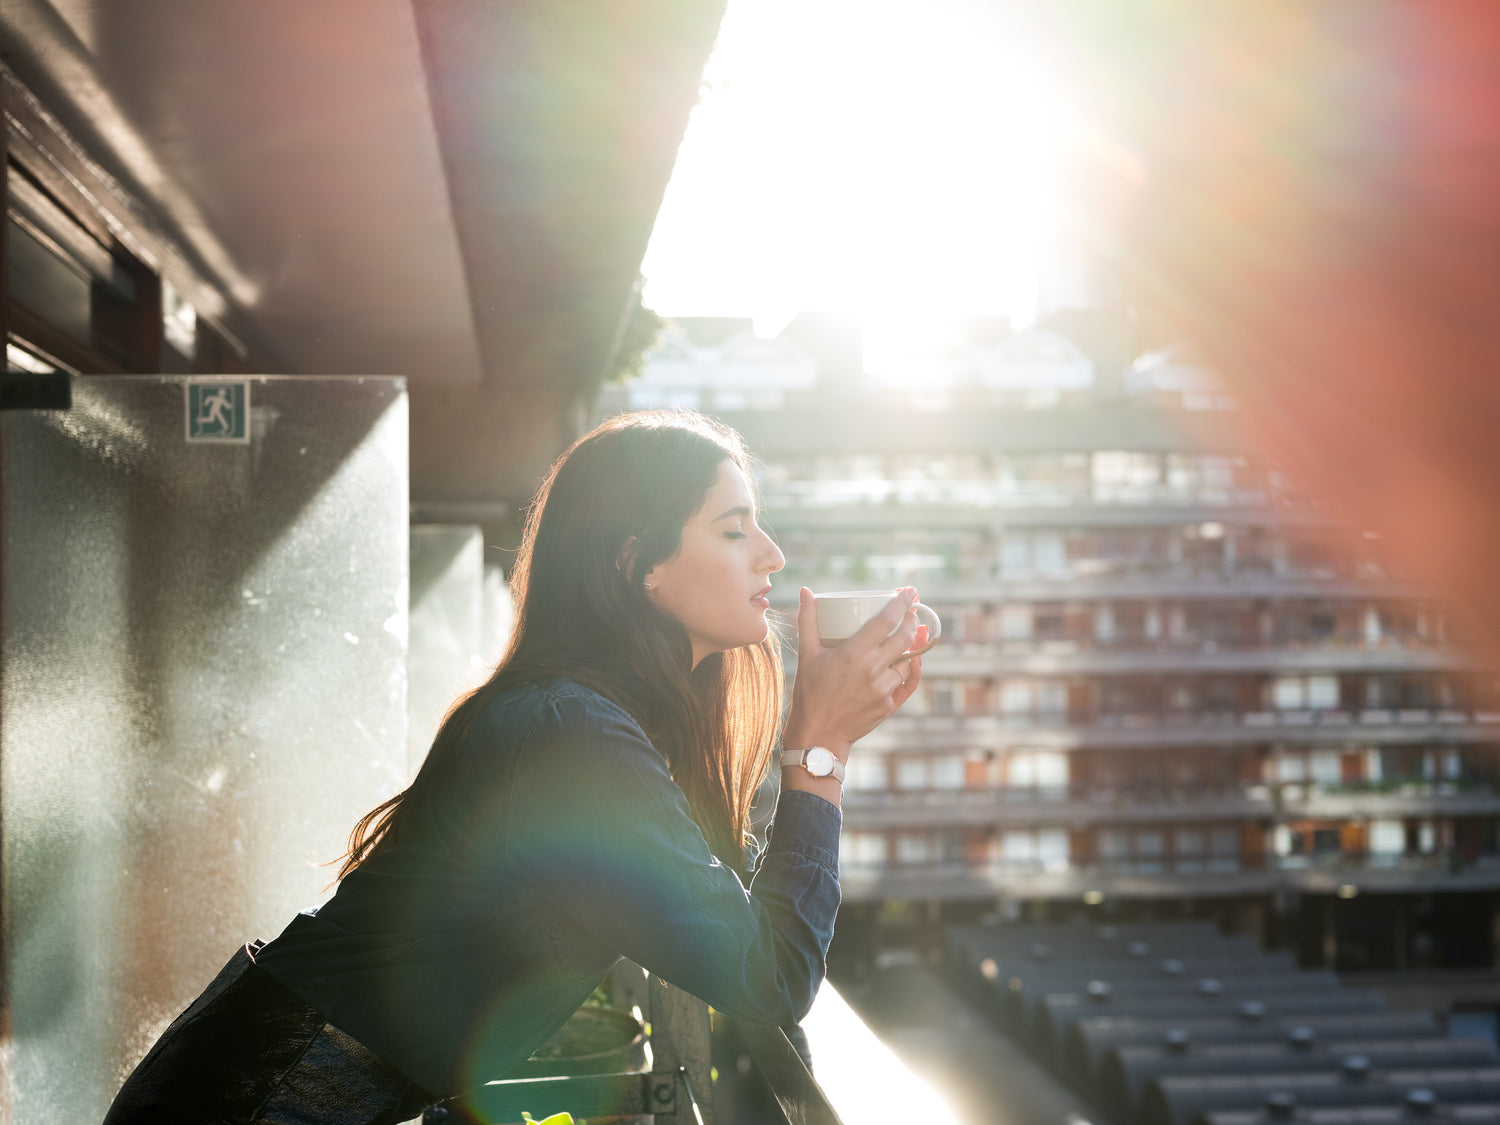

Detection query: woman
xmin=104 ymin=409 xmax=925 ymax=1124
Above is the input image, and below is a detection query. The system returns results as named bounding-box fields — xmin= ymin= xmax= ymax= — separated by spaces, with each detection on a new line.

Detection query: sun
xmin=640 ymin=0 xmax=1089 ymax=361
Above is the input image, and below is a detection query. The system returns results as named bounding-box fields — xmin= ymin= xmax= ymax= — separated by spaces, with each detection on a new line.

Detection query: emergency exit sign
xmin=186 ymin=380 xmax=250 ymax=443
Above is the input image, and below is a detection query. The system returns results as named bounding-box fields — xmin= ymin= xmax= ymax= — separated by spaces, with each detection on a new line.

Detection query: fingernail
xmin=904 ymin=587 xmax=918 ymax=603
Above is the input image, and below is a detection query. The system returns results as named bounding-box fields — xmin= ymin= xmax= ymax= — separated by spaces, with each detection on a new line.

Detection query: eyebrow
xmin=712 ymin=505 xmax=753 ymax=522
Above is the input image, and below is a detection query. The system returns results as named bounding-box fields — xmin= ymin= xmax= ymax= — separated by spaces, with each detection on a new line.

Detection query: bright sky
xmin=640 ymin=0 xmax=1089 ymax=361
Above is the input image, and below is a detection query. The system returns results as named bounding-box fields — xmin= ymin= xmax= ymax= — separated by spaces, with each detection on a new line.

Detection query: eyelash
xmin=724 ymin=531 xmax=747 ymax=540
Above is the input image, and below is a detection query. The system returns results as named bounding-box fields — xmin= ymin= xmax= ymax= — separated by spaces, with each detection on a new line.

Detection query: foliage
xmin=604 ymin=285 xmax=663 ymax=387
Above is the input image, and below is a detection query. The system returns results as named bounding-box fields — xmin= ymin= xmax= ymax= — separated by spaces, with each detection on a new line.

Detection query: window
xmin=1370 ymin=819 xmax=1404 ymax=858
xmin=931 ymin=756 xmax=965 ymax=790
xmin=1093 ymin=451 xmax=1162 ymax=502
xmin=928 ymin=682 xmax=957 ymax=716
xmin=1000 ymin=829 xmax=1069 ymax=872
xmin=1308 ymin=675 xmax=1339 ymax=709
xmin=1037 ymin=829 xmax=1069 ymax=872
xmin=1035 ymin=606 xmax=1068 ymax=643
xmin=1135 ymin=830 xmax=1165 ymax=873
xmin=845 ymin=754 xmax=887 ymax=791
xmin=1210 ymin=828 xmax=1240 ymax=860
xmin=1007 ymin=751 xmax=1068 ymax=794
xmin=895 ymin=758 xmax=928 ymax=790
xmin=999 ymin=532 xmax=1068 ymax=576
xmin=1175 ymin=828 xmax=1205 ymax=855
xmin=1099 ymin=829 xmax=1130 ymax=862
xmin=842 ymin=832 xmax=887 ymax=866
xmin=1272 ymin=674 xmax=1340 ymax=711
xmin=1000 ymin=536 xmax=1031 ymax=574
xmin=1274 ymin=755 xmax=1307 ymax=783
xmin=1000 ymin=605 xmax=1033 ymax=642
xmin=896 ymin=833 xmax=934 ymax=865
xmin=1037 ymin=680 xmax=1067 ymax=717
xmin=1001 ymin=830 xmax=1037 ymax=867
xmin=1002 ymin=679 xmax=1067 ymax=722
xmin=1310 ymin=751 xmax=1341 ymax=785
xmin=1001 ymin=680 xmax=1033 ymax=721
xmin=1273 ymin=676 xmax=1306 ymax=710
xmin=1174 ymin=828 xmax=1205 ymax=873
xmin=1034 ymin=534 xmax=1067 ymax=574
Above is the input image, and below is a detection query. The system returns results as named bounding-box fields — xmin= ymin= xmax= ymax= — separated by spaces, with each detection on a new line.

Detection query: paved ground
xmin=837 ymin=962 xmax=1101 ymax=1125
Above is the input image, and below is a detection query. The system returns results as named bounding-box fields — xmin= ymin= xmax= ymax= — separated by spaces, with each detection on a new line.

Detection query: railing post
xmin=646 ymin=972 xmax=713 ymax=1125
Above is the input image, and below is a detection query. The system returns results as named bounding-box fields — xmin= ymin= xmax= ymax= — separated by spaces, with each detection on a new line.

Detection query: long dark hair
xmin=336 ymin=409 xmax=784 ymax=875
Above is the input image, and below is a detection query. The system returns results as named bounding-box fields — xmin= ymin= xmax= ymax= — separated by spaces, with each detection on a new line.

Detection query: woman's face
xmin=643 ymin=460 xmax=786 ymax=667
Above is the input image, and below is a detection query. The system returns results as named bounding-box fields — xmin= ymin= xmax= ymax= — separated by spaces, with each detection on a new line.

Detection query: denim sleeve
xmin=505 ymin=695 xmax=841 ymax=1027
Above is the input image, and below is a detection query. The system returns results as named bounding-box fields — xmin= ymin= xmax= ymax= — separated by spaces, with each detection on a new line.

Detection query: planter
xmin=425 ymin=1007 xmax=649 ymax=1124
xmin=509 ymin=1005 xmax=648 ymax=1078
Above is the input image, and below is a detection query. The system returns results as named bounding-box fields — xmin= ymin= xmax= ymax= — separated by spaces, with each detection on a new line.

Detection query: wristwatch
xmin=780 ymin=744 xmax=846 ymax=785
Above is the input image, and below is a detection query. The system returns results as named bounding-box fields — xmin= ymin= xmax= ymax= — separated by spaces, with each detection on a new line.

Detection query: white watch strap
xmin=780 ymin=745 xmax=846 ymax=785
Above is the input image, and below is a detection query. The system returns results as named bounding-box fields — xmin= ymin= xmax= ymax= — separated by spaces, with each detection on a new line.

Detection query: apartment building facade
xmin=599 ymin=315 xmax=1500 ymax=971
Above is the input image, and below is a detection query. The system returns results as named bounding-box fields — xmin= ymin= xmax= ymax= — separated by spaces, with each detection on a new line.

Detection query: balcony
xmin=1280 ymin=780 xmax=1500 ymax=818
xmin=842 ymin=785 xmax=1266 ymax=829
xmin=919 ymin=642 xmax=1466 ymax=677
xmin=837 ymin=851 xmax=1500 ymax=903
xmin=840 ymin=780 xmax=1500 ymax=831
xmin=770 ymin=569 xmax=1427 ymax=605
xmin=762 ymin=479 xmax=1297 ymax=514
xmin=856 ymin=708 xmax=1500 ymax=751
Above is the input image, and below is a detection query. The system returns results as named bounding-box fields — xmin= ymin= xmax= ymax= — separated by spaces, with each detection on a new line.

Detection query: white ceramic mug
xmin=813 ymin=590 xmax=941 ymax=659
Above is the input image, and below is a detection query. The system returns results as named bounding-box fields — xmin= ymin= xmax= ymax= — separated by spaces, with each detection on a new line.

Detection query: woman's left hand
xmin=781 ymin=587 xmax=926 ymax=759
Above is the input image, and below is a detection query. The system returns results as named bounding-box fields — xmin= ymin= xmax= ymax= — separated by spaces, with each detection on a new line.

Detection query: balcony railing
xmin=854 ymin=708 xmax=1500 ymax=750
xmin=772 ymin=566 xmax=1422 ymax=602
xmin=761 ymin=480 xmax=1291 ymax=511
xmin=435 ymin=966 xmax=846 ymax=1125
xmin=920 ymin=644 xmax=1465 ymax=676
xmin=838 ymin=782 xmax=1500 ymax=834
xmin=835 ymin=850 xmax=1500 ymax=902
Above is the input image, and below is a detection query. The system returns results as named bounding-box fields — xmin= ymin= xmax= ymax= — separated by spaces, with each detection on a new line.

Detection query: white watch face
xmin=805 ymin=745 xmax=837 ymax=777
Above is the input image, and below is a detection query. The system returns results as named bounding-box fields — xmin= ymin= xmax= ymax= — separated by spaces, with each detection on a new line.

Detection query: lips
xmin=751 ymin=585 xmax=772 ymax=608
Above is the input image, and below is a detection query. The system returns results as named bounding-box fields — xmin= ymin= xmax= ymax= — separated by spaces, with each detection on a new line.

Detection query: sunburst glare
xmin=641 ymin=0 xmax=1092 ymax=371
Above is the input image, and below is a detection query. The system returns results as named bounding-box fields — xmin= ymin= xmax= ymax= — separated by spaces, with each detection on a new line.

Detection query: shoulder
xmin=505 ymin=679 xmax=683 ymax=823
xmin=538 ymin=677 xmax=648 ymax=741
xmin=474 ymin=676 xmax=656 ymax=761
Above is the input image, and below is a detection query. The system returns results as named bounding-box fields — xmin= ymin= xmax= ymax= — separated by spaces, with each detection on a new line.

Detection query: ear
xmin=617 ymin=536 xmax=641 ymax=584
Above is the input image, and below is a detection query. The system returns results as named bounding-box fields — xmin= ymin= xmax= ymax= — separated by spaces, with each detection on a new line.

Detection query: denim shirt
xmin=255 ymin=677 xmax=842 ymax=1097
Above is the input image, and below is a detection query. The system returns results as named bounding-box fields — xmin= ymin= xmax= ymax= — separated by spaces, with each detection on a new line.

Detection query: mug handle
xmin=897 ymin=602 xmax=941 ymax=661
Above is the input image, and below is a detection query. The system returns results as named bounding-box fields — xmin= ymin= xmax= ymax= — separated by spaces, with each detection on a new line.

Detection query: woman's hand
xmin=781 ymin=586 xmax=927 ymax=762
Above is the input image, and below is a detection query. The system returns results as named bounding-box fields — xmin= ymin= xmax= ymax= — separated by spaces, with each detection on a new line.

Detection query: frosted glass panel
xmin=1 ymin=375 xmax=409 ymax=1123
xmin=408 ymin=525 xmax=513 ymax=766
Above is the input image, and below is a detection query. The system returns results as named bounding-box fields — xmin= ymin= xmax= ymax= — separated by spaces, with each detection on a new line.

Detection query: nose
xmin=757 ymin=526 xmax=785 ymax=574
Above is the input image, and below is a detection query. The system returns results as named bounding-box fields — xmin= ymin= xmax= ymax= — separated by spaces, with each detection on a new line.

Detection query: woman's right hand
xmin=781 ymin=586 xmax=925 ymax=761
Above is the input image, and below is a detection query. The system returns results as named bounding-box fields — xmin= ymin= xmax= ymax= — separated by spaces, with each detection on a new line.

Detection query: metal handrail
xmin=452 ymin=1064 xmax=699 ymax=1121
xmin=439 ymin=1035 xmax=843 ymax=1125
xmin=429 ymin=963 xmax=845 ymax=1125
xmin=740 ymin=1023 xmax=847 ymax=1125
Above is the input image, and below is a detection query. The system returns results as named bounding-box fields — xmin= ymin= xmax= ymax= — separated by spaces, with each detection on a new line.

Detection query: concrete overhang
xmin=3 ymin=0 xmax=724 ymax=499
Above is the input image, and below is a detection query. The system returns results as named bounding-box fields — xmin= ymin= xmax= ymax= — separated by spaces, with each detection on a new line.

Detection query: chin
xmin=719 ymin=626 xmax=771 ymax=655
